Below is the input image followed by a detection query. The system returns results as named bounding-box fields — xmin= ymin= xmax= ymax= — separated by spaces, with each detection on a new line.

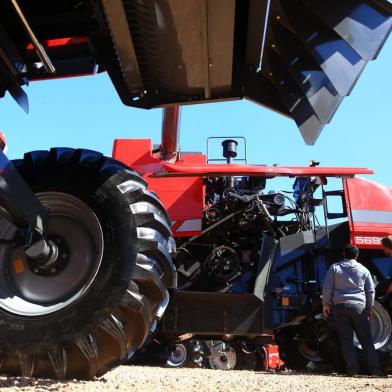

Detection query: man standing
xmin=322 ymin=244 xmax=382 ymax=376
xmin=381 ymin=235 xmax=392 ymax=295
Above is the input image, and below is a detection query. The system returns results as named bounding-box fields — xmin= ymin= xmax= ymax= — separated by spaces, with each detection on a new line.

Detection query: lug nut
xmin=33 ymin=268 xmax=39 ymax=273
xmin=50 ymin=268 xmax=56 ymax=274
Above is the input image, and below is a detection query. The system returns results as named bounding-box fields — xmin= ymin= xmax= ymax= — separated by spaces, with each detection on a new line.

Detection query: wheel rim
xmin=354 ymin=302 xmax=392 ymax=350
xmin=209 ymin=347 xmax=237 ymax=370
xmin=166 ymin=344 xmax=187 ymax=367
xmin=0 ymin=192 xmax=104 ymax=316
xmin=298 ymin=341 xmax=322 ymax=362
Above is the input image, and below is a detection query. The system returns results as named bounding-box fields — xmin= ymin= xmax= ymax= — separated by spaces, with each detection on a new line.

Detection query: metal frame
xmin=161 ymin=291 xmax=273 ymax=339
xmin=9 ymin=0 xmax=55 ymax=74
xmin=0 ymin=149 xmax=48 ymax=239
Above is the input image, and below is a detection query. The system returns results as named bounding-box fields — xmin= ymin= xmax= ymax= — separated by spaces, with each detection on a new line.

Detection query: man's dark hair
xmin=381 ymin=235 xmax=392 ymax=249
xmin=344 ymin=244 xmax=359 ymax=259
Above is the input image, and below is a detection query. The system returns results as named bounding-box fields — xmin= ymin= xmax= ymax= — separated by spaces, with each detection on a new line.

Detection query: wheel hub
xmin=208 ymin=344 xmax=237 ymax=370
xmin=27 ymin=235 xmax=70 ymax=277
xmin=166 ymin=344 xmax=188 ymax=367
xmin=0 ymin=192 xmax=104 ymax=316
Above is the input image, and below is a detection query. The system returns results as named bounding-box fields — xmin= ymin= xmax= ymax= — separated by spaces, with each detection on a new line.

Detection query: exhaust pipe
xmin=160 ymin=107 xmax=181 ymax=161
xmin=222 ymin=139 xmax=238 ymax=188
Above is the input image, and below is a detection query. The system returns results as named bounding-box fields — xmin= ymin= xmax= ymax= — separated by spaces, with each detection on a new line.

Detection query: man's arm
xmin=322 ymin=267 xmax=334 ymax=315
xmin=364 ymin=270 xmax=375 ymax=310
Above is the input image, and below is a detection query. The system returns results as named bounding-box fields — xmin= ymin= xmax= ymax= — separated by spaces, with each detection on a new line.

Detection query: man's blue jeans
xmin=332 ymin=304 xmax=380 ymax=375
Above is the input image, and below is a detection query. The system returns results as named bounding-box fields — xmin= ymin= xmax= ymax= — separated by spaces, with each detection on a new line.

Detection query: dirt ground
xmin=1 ymin=366 xmax=392 ymax=392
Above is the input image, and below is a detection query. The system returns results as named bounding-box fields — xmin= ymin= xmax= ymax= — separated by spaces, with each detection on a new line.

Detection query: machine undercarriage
xmin=127 ymin=139 xmax=392 ymax=372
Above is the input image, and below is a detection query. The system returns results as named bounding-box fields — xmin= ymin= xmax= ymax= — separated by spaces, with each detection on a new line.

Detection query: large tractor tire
xmin=0 ymin=148 xmax=176 ymax=379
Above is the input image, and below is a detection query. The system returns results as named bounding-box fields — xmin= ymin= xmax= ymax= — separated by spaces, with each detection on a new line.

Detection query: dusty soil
xmin=1 ymin=366 xmax=392 ymax=392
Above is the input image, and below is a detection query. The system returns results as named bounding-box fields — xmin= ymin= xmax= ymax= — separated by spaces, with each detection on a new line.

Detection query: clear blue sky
xmin=1 ymin=38 xmax=391 ymax=187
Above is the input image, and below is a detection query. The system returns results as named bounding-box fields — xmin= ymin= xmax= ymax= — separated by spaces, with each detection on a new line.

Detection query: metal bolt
xmin=33 ymin=268 xmax=39 ymax=273
xmin=50 ymin=268 xmax=56 ymax=274
xmin=61 ymin=253 xmax=67 ymax=258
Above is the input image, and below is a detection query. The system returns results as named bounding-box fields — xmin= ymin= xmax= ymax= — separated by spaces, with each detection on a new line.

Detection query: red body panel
xmin=26 ymin=37 xmax=89 ymax=50
xmin=344 ymin=178 xmax=392 ymax=249
xmin=112 ymin=139 xmax=391 ymax=246
xmin=154 ymin=163 xmax=373 ymax=178
xmin=113 ymin=139 xmax=206 ymax=237
xmin=26 ymin=36 xmax=97 ymax=81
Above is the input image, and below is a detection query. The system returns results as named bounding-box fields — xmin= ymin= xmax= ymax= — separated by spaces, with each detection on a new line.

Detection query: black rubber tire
xmin=318 ymin=336 xmax=346 ymax=372
xmin=0 ymin=148 xmax=176 ymax=379
xmin=222 ymin=342 xmax=245 ymax=370
xmin=278 ymin=338 xmax=310 ymax=371
xmin=373 ymin=295 xmax=392 ymax=374
xmin=131 ymin=339 xmax=203 ymax=368
xmin=164 ymin=341 xmax=204 ymax=368
xmin=278 ymin=333 xmax=327 ymax=372
xmin=163 ymin=343 xmax=191 ymax=368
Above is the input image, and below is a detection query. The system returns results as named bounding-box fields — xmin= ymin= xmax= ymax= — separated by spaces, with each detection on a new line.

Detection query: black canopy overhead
xmin=0 ymin=0 xmax=391 ymax=144
xmin=99 ymin=0 xmax=392 ymax=144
